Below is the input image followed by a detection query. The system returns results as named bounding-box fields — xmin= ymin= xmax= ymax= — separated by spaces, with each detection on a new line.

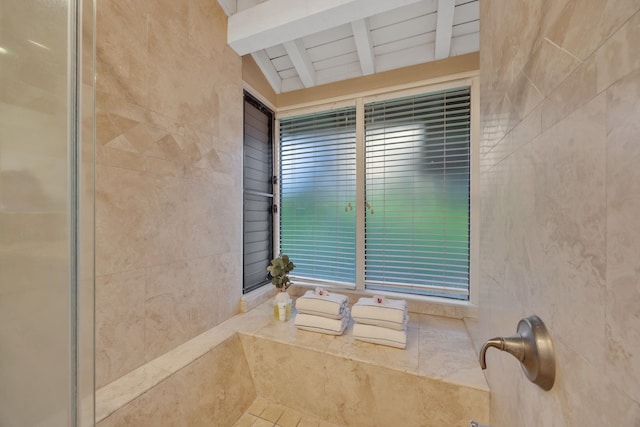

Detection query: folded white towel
xmin=352 ymin=312 xmax=408 ymax=331
xmin=353 ymin=323 xmax=407 ymax=349
xmin=294 ymin=310 xmax=349 ymax=336
xmin=351 ymin=297 xmax=407 ymax=329
xmin=294 ymin=290 xmax=348 ymax=319
xmin=363 ymin=296 xmax=406 ymax=308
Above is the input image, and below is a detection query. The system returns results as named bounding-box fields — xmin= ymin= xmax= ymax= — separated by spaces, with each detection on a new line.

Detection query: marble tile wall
xmin=239 ymin=331 xmax=489 ymax=427
xmin=95 ymin=0 xmax=243 ymax=387
xmin=479 ymin=1 xmax=640 ymax=426
xmin=97 ymin=334 xmax=256 ymax=427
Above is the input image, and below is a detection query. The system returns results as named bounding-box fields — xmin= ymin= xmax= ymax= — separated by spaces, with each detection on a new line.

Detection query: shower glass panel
xmin=0 ymin=0 xmax=95 ymax=426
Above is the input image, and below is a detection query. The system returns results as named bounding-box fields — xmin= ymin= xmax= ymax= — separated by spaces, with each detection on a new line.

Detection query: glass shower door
xmin=0 ymin=0 xmax=95 ymax=426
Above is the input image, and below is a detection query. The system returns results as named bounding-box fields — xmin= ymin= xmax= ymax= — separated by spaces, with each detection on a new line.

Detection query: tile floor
xmin=232 ymin=397 xmax=343 ymax=427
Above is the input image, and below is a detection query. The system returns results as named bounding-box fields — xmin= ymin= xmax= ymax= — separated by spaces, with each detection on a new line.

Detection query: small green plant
xmin=267 ymin=254 xmax=296 ymax=291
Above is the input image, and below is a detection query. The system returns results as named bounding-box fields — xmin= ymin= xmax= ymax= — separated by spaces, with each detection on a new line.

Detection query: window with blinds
xmin=279 ymin=107 xmax=357 ymax=284
xmin=243 ymin=93 xmax=274 ymax=294
xmin=364 ymin=88 xmax=471 ymax=300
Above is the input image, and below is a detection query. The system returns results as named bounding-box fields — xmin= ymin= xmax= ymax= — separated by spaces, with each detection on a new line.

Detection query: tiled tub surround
xmin=96 ymin=302 xmax=489 ymax=427
xmin=95 ymin=0 xmax=244 ymax=389
xmin=478 ymin=2 xmax=640 ymax=426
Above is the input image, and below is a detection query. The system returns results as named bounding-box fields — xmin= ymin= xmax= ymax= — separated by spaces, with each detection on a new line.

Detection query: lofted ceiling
xmin=217 ymin=0 xmax=479 ymax=94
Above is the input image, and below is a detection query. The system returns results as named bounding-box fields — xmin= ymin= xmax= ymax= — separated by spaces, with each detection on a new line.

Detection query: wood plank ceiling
xmin=217 ymin=0 xmax=479 ymax=93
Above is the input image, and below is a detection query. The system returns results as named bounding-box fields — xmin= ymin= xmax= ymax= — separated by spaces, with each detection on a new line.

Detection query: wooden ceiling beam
xmin=283 ymin=39 xmax=316 ymax=88
xmin=434 ymin=0 xmax=455 ymax=60
xmin=251 ymin=50 xmax=283 ymax=93
xmin=351 ymin=19 xmax=375 ymax=76
xmin=228 ymin=0 xmax=424 ymax=56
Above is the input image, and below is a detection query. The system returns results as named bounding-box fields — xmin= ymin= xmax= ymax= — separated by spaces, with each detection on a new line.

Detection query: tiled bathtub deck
xmin=97 ymin=300 xmax=489 ymax=426
xmin=244 ymin=302 xmax=488 ymax=392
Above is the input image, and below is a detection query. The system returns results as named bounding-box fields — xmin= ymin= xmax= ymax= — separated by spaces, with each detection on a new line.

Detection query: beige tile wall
xmin=239 ymin=333 xmax=489 ymax=427
xmin=479 ymin=1 xmax=640 ymax=425
xmin=95 ymin=0 xmax=243 ymax=387
xmin=97 ymin=335 xmax=256 ymax=427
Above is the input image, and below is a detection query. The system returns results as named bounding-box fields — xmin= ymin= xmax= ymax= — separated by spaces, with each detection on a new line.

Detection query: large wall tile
xmin=546 ymin=0 xmax=640 ymax=61
xmin=605 ymin=69 xmax=640 ymax=404
xmin=96 ymin=165 xmax=154 ymax=275
xmin=187 ymin=0 xmax=228 ymax=58
xmin=239 ymin=335 xmax=329 ymax=414
xmin=95 ymin=0 xmax=149 ymax=106
xmin=216 ymin=251 xmax=244 ymax=322
xmin=541 ymin=56 xmax=597 ymax=130
xmin=325 ymin=355 xmax=488 ymax=427
xmin=96 ymin=270 xmax=146 ymax=388
xmin=239 ymin=334 xmax=489 ymax=427
xmin=96 ymin=165 xmax=190 ymax=275
xmin=529 ymin=94 xmax=607 ymax=368
xmin=507 ymin=70 xmax=544 ymax=120
xmin=95 ymin=0 xmax=243 ymax=386
xmin=98 ymin=335 xmax=255 ymax=427
xmin=480 ymin=2 xmax=640 ymax=425
xmin=97 ymin=146 xmax=145 ymax=172
xmin=144 ymin=257 xmax=218 ymax=361
xmin=523 ymin=38 xmax=581 ymax=97
xmin=595 ymin=9 xmax=640 ymax=93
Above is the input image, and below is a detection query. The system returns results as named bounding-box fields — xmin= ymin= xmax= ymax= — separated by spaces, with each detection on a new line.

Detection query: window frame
xmin=273 ymin=76 xmax=479 ymax=306
xmin=362 ymin=87 xmax=473 ymax=300
xmin=278 ymin=106 xmax=358 ymax=285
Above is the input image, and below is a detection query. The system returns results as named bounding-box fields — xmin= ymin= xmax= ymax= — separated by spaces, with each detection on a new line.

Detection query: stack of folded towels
xmin=351 ymin=295 xmax=408 ymax=349
xmin=293 ymin=288 xmax=349 ymax=335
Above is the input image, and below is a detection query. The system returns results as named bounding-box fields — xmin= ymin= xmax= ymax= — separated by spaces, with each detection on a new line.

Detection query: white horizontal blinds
xmin=364 ymin=87 xmax=471 ymax=300
xmin=279 ymin=107 xmax=357 ymax=284
xmin=243 ymin=96 xmax=274 ymax=293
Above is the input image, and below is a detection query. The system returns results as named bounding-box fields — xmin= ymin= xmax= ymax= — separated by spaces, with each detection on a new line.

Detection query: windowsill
xmin=240 ymin=281 xmax=478 ymax=319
